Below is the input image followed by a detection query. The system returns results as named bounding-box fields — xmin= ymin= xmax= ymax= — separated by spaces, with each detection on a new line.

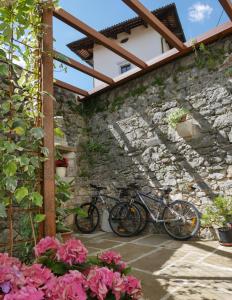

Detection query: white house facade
xmin=68 ymin=3 xmax=185 ymax=88
xmin=93 ymin=25 xmax=170 ymax=87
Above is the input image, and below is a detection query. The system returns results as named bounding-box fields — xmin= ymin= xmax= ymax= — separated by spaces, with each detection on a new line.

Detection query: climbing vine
xmin=0 ymin=0 xmax=58 ymax=255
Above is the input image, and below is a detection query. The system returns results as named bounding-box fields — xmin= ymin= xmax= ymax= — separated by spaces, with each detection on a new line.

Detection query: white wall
xmin=93 ymin=25 xmax=170 ymax=87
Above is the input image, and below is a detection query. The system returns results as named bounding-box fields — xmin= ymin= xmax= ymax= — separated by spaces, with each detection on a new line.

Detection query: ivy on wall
xmin=0 ymin=0 xmax=58 ymax=255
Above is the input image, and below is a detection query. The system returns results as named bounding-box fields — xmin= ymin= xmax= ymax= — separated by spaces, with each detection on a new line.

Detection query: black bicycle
xmin=109 ymin=183 xmax=201 ymax=240
xmin=75 ymin=184 xmax=141 ymax=235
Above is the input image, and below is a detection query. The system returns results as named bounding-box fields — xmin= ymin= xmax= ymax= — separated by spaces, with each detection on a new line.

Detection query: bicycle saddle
xmin=90 ymin=183 xmax=107 ymax=190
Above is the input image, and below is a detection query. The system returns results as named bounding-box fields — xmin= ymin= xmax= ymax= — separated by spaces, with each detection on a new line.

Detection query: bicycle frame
xmin=133 ymin=191 xmax=181 ymax=224
xmin=91 ymin=191 xmax=120 ymax=210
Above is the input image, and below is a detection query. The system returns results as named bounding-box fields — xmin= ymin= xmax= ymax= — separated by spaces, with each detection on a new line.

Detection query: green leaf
xmin=15 ymin=187 xmax=28 ymax=203
xmin=12 ymin=120 xmax=26 ymax=136
xmin=122 ymin=266 xmax=132 ymax=275
xmin=54 ymin=127 xmax=64 ymax=138
xmin=30 ymin=157 xmax=40 ymax=168
xmin=14 ymin=127 xmax=25 ymax=135
xmin=0 ymin=49 xmax=6 ymax=59
xmin=30 ymin=127 xmax=44 ymax=140
xmin=41 ymin=147 xmax=49 ymax=157
xmin=50 ymin=261 xmax=68 ymax=275
xmin=34 ymin=214 xmax=46 ymax=223
xmin=5 ymin=178 xmax=18 ymax=192
xmin=18 ymin=155 xmax=30 ymax=166
xmin=0 ymin=64 xmax=8 ymax=76
xmin=31 ymin=192 xmax=43 ymax=207
xmin=1 ymin=101 xmax=11 ymax=113
xmin=27 ymin=165 xmax=35 ymax=176
xmin=68 ymin=207 xmax=88 ymax=218
xmin=3 ymin=161 xmax=17 ymax=176
xmin=0 ymin=203 xmax=7 ymax=218
xmin=3 ymin=141 xmax=16 ymax=153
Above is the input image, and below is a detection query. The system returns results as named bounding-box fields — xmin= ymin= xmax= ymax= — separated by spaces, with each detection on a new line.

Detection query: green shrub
xmin=202 ymin=196 xmax=232 ymax=228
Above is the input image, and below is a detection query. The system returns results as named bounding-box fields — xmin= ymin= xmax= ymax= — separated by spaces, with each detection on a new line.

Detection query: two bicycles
xmin=75 ymin=183 xmax=201 ymax=241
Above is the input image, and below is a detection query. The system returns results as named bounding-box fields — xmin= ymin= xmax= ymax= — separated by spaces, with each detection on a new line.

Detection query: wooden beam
xmin=53 ymin=8 xmax=147 ymax=69
xmin=42 ymin=4 xmax=56 ymax=237
xmin=219 ymin=0 xmax=232 ymax=21
xmin=53 ymin=51 xmax=114 ymax=85
xmin=122 ymin=0 xmax=186 ymax=51
xmin=54 ymin=79 xmax=89 ymax=97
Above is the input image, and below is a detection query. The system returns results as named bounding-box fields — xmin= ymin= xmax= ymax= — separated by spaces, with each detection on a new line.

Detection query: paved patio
xmin=76 ymin=231 xmax=232 ymax=300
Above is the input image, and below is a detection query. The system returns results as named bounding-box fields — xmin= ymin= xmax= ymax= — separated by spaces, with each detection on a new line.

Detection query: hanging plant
xmin=167 ymin=108 xmax=189 ymax=129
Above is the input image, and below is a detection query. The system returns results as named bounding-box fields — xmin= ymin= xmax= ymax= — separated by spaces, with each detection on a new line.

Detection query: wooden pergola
xmin=42 ymin=0 xmax=232 ymax=236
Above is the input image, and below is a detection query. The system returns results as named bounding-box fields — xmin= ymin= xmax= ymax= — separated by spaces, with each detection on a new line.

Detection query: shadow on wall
xmin=83 ymin=45 xmax=232 ymax=210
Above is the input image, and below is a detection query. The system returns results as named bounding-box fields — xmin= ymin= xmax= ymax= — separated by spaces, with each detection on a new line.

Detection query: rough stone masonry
xmin=54 ymin=35 xmax=232 ymax=222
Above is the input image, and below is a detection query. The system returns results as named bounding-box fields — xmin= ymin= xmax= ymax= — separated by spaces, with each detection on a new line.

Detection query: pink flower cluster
xmin=0 ymin=238 xmax=142 ymax=300
xmin=98 ymin=250 xmax=127 ymax=271
xmin=87 ymin=267 xmax=142 ymax=300
xmin=34 ymin=237 xmax=88 ymax=265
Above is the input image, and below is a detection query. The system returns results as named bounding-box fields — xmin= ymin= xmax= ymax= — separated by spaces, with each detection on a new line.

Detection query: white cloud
xmin=188 ymin=2 xmax=213 ymax=22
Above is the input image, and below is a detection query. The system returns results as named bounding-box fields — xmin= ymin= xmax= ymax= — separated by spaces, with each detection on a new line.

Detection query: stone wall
xmin=60 ymin=36 xmax=232 ymax=213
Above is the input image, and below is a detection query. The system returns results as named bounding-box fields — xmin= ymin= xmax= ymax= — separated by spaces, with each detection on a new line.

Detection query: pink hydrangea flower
xmin=124 ymin=275 xmax=142 ymax=300
xmin=45 ymin=271 xmax=87 ymax=300
xmin=4 ymin=286 xmax=44 ymax=300
xmin=56 ymin=239 xmax=88 ymax=265
xmin=0 ymin=253 xmax=21 ymax=268
xmin=0 ymin=265 xmax=25 ymax=293
xmin=98 ymin=250 xmax=122 ymax=265
xmin=87 ymin=267 xmax=113 ymax=300
xmin=111 ymin=272 xmax=125 ymax=300
xmin=22 ymin=264 xmax=53 ymax=289
xmin=34 ymin=237 xmax=60 ymax=257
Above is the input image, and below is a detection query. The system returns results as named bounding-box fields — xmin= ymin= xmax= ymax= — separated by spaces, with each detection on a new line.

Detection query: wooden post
xmin=42 ymin=4 xmax=56 ymax=236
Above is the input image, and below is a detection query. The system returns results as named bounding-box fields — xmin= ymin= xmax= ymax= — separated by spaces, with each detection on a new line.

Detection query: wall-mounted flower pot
xmin=56 ymin=167 xmax=67 ymax=178
xmin=218 ymin=227 xmax=232 ymax=246
xmin=176 ymin=119 xmax=200 ymax=140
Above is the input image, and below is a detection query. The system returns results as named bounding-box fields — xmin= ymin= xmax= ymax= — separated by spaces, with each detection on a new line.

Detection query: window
xmin=120 ymin=64 xmax=131 ymax=74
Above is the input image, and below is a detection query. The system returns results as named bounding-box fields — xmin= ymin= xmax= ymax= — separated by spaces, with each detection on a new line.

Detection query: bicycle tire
xmin=134 ymin=201 xmax=149 ymax=234
xmin=162 ymin=200 xmax=200 ymax=240
xmin=75 ymin=202 xmax=100 ymax=234
xmin=109 ymin=202 xmax=141 ymax=237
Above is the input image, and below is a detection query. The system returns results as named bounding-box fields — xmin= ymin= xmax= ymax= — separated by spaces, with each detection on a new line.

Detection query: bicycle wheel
xmin=134 ymin=201 xmax=149 ymax=234
xmin=109 ymin=202 xmax=141 ymax=237
xmin=75 ymin=202 xmax=99 ymax=234
xmin=162 ymin=200 xmax=200 ymax=240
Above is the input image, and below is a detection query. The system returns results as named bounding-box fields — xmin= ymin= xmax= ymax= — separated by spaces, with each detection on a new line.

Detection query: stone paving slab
xmin=76 ymin=232 xmax=232 ymax=300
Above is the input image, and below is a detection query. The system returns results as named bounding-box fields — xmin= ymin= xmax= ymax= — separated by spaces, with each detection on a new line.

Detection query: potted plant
xmin=55 ymin=157 xmax=68 ymax=178
xmin=202 ymin=196 xmax=232 ymax=246
xmin=167 ymin=107 xmax=189 ymax=129
xmin=55 ymin=176 xmax=86 ymax=242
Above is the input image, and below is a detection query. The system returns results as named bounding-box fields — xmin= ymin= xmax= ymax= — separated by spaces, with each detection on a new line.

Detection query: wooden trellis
xmin=41 ymin=0 xmax=232 ymax=236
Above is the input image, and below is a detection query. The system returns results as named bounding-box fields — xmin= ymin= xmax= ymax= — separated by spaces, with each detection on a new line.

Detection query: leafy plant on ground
xmin=55 ymin=176 xmax=87 ymax=233
xmin=167 ymin=108 xmax=189 ymax=128
xmin=202 ymin=196 xmax=232 ymax=228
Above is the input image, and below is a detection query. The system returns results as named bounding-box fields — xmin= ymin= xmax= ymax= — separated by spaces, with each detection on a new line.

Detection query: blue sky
xmin=53 ymin=0 xmax=229 ymax=90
